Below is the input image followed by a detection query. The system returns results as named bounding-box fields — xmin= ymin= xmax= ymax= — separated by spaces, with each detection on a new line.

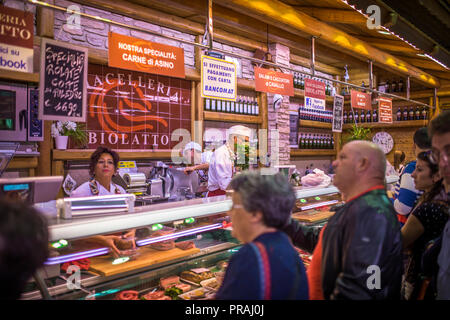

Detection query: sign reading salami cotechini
xmin=304 ymin=78 xmax=326 ymax=111
xmin=351 ymin=90 xmax=372 ymax=110
xmin=108 ymin=32 xmax=185 ymax=78
xmin=201 ymin=55 xmax=236 ymax=101
xmin=0 ymin=5 xmax=34 ymax=73
xmin=378 ymin=97 xmax=393 ymax=123
xmin=254 ymin=67 xmax=294 ymax=96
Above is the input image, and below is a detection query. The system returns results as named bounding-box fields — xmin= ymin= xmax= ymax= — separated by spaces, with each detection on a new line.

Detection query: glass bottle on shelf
xmin=343 ymin=110 xmax=348 ymax=123
xmin=238 ymin=96 xmax=244 ymax=114
xmin=211 ymin=97 xmax=217 ymax=111
xmin=372 ymin=108 xmax=378 ymax=122
xmin=300 ymin=74 xmax=305 ymax=89
xmin=230 ymin=98 xmax=235 ymax=114
xmin=402 ymin=107 xmax=408 ymax=121
xmin=354 ymin=110 xmax=359 ymax=123
xmin=349 ymin=110 xmax=354 ymax=123
xmin=396 ymin=108 xmax=402 ymax=121
xmin=409 ymin=107 xmax=414 ymax=121
xmin=421 ymin=106 xmax=427 ymax=120
xmin=331 ymin=135 xmax=335 ymax=149
xmin=204 ymin=96 xmax=211 ymax=111
xmin=392 ymin=80 xmax=397 ymax=92
xmin=361 ymin=81 xmax=366 ymax=93
xmin=225 ymin=99 xmax=231 ymax=113
xmin=244 ymin=96 xmax=250 ymax=115
xmin=386 ymin=80 xmax=391 ymax=93
xmin=398 ymin=79 xmax=404 ymax=92
xmin=415 ymin=106 xmax=420 ymax=120
xmin=366 ymin=109 xmax=372 ymax=123
xmin=294 ymin=73 xmax=299 ymax=89
xmin=255 ymin=97 xmax=259 ymax=115
xmin=360 ymin=109 xmax=365 ymax=123
xmin=217 ymin=98 xmax=223 ymax=112
xmin=298 ymin=134 xmax=304 ymax=149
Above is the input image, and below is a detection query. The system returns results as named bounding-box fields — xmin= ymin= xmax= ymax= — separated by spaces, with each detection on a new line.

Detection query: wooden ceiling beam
xmin=399 ymin=57 xmax=449 ymax=72
xmin=70 ymin=0 xmax=267 ymax=52
xmin=293 ymin=7 xmax=367 ymax=25
xmin=217 ymin=0 xmax=440 ymax=88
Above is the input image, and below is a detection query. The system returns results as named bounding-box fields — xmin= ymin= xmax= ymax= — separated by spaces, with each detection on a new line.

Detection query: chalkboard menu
xmin=39 ymin=38 xmax=88 ymax=122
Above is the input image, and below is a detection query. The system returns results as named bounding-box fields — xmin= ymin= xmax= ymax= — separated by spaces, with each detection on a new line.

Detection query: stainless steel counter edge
xmin=47 ymin=175 xmax=398 ymax=241
xmin=48 ymin=196 xmax=232 ymax=241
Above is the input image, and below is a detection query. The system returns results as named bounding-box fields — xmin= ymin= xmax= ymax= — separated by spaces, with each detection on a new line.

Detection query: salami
xmin=175 ymin=241 xmax=195 ymax=250
xmin=116 ymin=290 xmax=139 ymax=300
xmin=149 ymin=228 xmax=175 ymax=251
xmin=141 ymin=290 xmax=165 ymax=300
xmin=160 ymin=275 xmax=180 ymax=289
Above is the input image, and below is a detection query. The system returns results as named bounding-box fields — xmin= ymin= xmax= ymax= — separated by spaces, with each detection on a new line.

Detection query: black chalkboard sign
xmin=39 ymin=38 xmax=88 ymax=122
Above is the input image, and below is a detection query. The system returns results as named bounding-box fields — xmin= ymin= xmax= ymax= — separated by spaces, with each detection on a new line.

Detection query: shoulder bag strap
xmin=249 ymin=241 xmax=271 ymax=300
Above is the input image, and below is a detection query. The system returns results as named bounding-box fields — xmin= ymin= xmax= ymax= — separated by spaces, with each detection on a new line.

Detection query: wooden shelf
xmin=294 ymin=88 xmax=335 ymax=103
xmin=7 ymin=157 xmax=38 ymax=169
xmin=203 ymin=111 xmax=263 ymax=124
xmin=0 ymin=70 xmax=39 ymax=83
xmin=52 ymin=149 xmax=173 ymax=161
xmin=290 ymin=149 xmax=336 ymax=157
xmin=298 ymin=119 xmax=332 ymax=129
xmin=342 ymin=120 xmax=428 ymax=129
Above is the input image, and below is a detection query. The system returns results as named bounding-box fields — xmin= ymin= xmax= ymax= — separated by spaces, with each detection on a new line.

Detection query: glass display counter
xmin=23 ymin=176 xmax=398 ymax=300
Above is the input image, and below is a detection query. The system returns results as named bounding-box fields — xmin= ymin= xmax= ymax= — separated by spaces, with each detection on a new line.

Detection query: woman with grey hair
xmin=215 ymin=171 xmax=309 ymax=300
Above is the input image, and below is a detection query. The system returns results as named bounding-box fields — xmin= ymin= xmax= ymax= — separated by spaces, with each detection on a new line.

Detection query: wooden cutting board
xmin=89 ymin=246 xmax=200 ymax=277
xmin=292 ymin=210 xmax=335 ymax=223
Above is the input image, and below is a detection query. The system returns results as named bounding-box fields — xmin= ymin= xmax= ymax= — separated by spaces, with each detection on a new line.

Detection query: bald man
xmin=283 ymin=140 xmax=403 ymax=299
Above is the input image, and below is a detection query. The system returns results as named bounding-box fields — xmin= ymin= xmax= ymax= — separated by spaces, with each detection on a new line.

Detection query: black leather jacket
xmin=283 ymin=188 xmax=403 ymax=300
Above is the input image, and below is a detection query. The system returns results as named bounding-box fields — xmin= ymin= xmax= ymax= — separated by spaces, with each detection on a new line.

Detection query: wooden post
xmin=36 ymin=0 xmax=54 ymax=177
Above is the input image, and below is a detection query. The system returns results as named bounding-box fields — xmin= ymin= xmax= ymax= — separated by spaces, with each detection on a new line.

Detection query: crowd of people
xmin=0 ymin=111 xmax=448 ymax=300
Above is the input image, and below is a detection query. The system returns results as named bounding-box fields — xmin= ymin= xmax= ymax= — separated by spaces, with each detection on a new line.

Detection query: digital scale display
xmin=3 ymin=183 xmax=29 ymax=192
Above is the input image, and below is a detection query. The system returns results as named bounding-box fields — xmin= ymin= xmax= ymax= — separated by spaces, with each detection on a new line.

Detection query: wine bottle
xmin=254 ymin=97 xmax=259 ymax=115
xmin=409 ymin=107 xmax=414 ymax=121
xmin=217 ymin=98 xmax=222 ymax=112
xmin=392 ymin=80 xmax=397 ymax=92
xmin=366 ymin=109 xmax=372 ymax=123
xmin=211 ymin=98 xmax=217 ymax=111
xmin=360 ymin=109 xmax=365 ymax=123
xmin=349 ymin=110 xmax=354 ymax=123
xmin=300 ymin=74 xmax=304 ymax=89
xmin=226 ymin=99 xmax=231 ymax=113
xmin=373 ymin=108 xmax=378 ymax=122
xmin=204 ymin=97 xmax=211 ymax=111
xmin=354 ymin=110 xmax=359 ymax=123
xmin=239 ymin=96 xmax=244 ymax=114
xmin=415 ymin=106 xmax=420 ymax=120
xmin=230 ymin=99 xmax=235 ymax=114
xmin=343 ymin=110 xmax=348 ymax=123
xmin=396 ymin=108 xmax=402 ymax=121
xmin=399 ymin=79 xmax=404 ymax=92
xmin=402 ymin=107 xmax=408 ymax=121
xmin=421 ymin=107 xmax=427 ymax=120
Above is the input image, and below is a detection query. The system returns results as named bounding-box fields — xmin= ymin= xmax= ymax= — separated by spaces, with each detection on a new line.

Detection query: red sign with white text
xmin=108 ymin=32 xmax=185 ymax=78
xmin=304 ymin=78 xmax=326 ymax=100
xmin=351 ymin=90 xmax=372 ymax=110
xmin=254 ymin=67 xmax=294 ymax=96
xmin=378 ymin=97 xmax=393 ymax=123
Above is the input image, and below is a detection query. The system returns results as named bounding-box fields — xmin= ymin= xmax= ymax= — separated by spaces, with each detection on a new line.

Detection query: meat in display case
xmin=23 ymin=176 xmax=398 ymax=300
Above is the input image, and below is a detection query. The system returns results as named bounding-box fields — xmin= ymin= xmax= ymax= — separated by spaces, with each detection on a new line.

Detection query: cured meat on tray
xmin=175 ymin=241 xmax=195 ymax=250
xmin=149 ymin=227 xmax=175 ymax=251
xmin=115 ymin=290 xmax=139 ymax=300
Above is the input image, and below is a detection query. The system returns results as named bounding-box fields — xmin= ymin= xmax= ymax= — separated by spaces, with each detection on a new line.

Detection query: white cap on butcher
xmin=226 ymin=125 xmax=252 ymax=139
xmin=184 ymin=141 xmax=202 ymax=153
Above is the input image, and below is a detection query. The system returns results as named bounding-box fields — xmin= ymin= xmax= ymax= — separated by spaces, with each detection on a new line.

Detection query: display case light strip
xmin=44 ymin=248 xmax=110 ymax=265
xmin=300 ymin=200 xmax=339 ymax=211
xmin=136 ymin=223 xmax=223 ymax=247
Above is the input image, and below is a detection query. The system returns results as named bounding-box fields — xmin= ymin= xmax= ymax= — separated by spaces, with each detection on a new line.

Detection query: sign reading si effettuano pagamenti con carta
xmin=0 ymin=5 xmax=34 ymax=73
xmin=201 ymin=55 xmax=237 ymax=101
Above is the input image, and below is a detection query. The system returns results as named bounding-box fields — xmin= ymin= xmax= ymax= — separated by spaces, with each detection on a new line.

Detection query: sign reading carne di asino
xmin=39 ymin=38 xmax=88 ymax=122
